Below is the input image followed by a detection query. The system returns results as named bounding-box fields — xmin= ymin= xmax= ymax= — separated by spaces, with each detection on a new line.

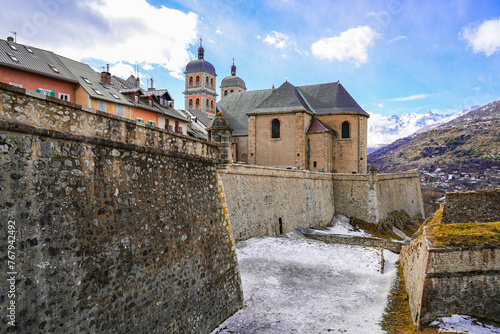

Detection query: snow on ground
xmin=211 ymin=234 xmax=398 ymax=333
xmin=313 ymin=213 xmax=371 ymax=237
xmin=430 ymin=315 xmax=500 ymax=333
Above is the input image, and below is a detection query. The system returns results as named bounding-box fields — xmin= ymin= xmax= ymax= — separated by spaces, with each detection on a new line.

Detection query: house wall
xmin=307 ymin=132 xmax=332 ymax=172
xmin=131 ymin=107 xmax=159 ymax=125
xmin=234 ymin=135 xmax=248 ymax=163
xmin=157 ymin=116 xmax=188 ymax=135
xmin=0 ymin=65 xmax=76 ymax=102
xmin=0 ymin=83 xmax=242 ymax=333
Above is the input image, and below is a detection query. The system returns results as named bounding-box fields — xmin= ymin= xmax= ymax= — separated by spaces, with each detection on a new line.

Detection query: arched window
xmin=342 ymin=121 xmax=350 ymax=138
xmin=272 ymin=119 xmax=280 ymax=139
xmin=230 ymin=89 xmax=234 ymax=93
xmin=206 ymin=99 xmax=209 ymax=107
xmin=224 ymin=90 xmax=228 ymax=97
xmin=195 ymin=98 xmax=200 ymax=108
xmin=210 ymin=78 xmax=214 ymax=87
xmin=188 ymin=77 xmax=193 ymax=86
xmin=195 ymin=75 xmax=200 ymax=86
xmin=188 ymin=99 xmax=193 ymax=109
xmin=211 ymin=100 xmax=214 ymax=109
xmin=206 ymin=76 xmax=209 ymax=86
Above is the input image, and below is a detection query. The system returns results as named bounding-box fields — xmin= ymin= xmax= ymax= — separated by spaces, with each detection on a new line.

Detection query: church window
xmin=188 ymin=99 xmax=193 ymax=109
xmin=206 ymin=99 xmax=209 ymax=107
xmin=206 ymin=76 xmax=209 ymax=86
xmin=195 ymin=75 xmax=200 ymax=86
xmin=224 ymin=90 xmax=228 ymax=97
xmin=271 ymin=119 xmax=280 ymax=139
xmin=230 ymin=89 xmax=234 ymax=93
xmin=210 ymin=78 xmax=214 ymax=87
xmin=195 ymin=98 xmax=200 ymax=109
xmin=342 ymin=121 xmax=350 ymax=138
xmin=211 ymin=100 xmax=214 ymax=109
xmin=189 ymin=77 xmax=193 ymax=87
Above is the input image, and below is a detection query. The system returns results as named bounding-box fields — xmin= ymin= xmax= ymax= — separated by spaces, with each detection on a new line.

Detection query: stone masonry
xmin=441 ymin=189 xmax=500 ymax=224
xmin=0 ymin=84 xmax=243 ymax=333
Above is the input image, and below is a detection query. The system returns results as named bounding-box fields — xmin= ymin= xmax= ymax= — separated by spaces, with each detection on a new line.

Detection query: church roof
xmin=251 ymin=81 xmax=312 ymax=114
xmin=217 ymin=89 xmax=273 ymax=136
xmin=220 ymin=75 xmax=246 ymax=89
xmin=185 ymin=59 xmax=216 ymax=75
xmin=306 ymin=118 xmax=336 ymax=135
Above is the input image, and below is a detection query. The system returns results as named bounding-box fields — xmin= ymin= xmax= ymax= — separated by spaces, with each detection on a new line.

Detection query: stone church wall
xmin=0 ymin=85 xmax=243 ymax=333
xmin=217 ymin=164 xmax=335 ymax=241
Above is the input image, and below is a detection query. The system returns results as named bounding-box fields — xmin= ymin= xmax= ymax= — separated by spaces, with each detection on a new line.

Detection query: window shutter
xmin=49 ymin=91 xmax=56 ymax=97
xmin=36 ymin=89 xmax=41 ymax=93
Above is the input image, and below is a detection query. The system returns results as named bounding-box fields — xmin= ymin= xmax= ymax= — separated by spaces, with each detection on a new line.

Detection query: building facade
xmin=183 ymin=40 xmax=217 ymax=115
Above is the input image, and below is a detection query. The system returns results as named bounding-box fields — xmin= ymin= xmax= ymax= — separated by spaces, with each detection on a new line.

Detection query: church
xmin=184 ymin=42 xmax=369 ymax=174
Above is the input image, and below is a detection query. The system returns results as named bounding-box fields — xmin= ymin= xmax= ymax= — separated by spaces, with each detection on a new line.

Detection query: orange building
xmin=0 ymin=37 xmax=78 ymax=102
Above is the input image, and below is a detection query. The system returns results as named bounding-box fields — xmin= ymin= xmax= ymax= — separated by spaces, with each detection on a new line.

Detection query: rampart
xmin=303 ymin=233 xmax=403 ymax=253
xmin=401 ymin=230 xmax=500 ymax=327
xmin=0 ymin=84 xmax=243 ymax=333
xmin=331 ymin=170 xmax=424 ymax=224
xmin=442 ymin=189 xmax=500 ymax=224
xmin=217 ymin=164 xmax=335 ymax=241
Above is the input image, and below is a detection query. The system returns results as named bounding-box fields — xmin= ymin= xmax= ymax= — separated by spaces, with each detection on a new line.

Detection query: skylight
xmin=7 ymin=52 xmax=19 ymax=62
xmin=48 ymin=64 xmax=60 ymax=73
xmin=8 ymin=44 xmax=17 ymax=51
xmin=100 ymin=82 xmax=109 ymax=89
xmin=110 ymin=93 xmax=120 ymax=99
xmin=92 ymin=87 xmax=103 ymax=95
xmin=25 ymin=46 xmax=33 ymax=53
xmin=82 ymin=77 xmax=92 ymax=84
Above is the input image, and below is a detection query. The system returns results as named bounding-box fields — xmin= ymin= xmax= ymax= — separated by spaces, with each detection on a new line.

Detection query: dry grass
xmin=414 ymin=207 xmax=443 ymax=239
xmin=427 ymin=221 xmax=500 ymax=247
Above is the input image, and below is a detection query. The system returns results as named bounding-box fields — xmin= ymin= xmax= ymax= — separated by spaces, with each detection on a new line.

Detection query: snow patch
xmin=429 ymin=315 xmax=500 ymax=333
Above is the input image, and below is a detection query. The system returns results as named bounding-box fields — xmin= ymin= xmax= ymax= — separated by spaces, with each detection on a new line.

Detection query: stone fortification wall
xmin=401 ymin=229 xmax=500 ymax=327
xmin=332 ymin=170 xmax=424 ymax=223
xmin=303 ymin=233 xmax=403 ymax=253
xmin=0 ymin=85 xmax=243 ymax=333
xmin=217 ymin=164 xmax=335 ymax=241
xmin=442 ymin=189 xmax=500 ymax=224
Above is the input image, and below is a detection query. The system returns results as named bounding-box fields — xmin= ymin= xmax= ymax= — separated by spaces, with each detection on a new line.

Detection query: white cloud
xmin=389 ymin=93 xmax=431 ymax=102
xmin=263 ymin=31 xmax=290 ymax=49
xmin=462 ymin=17 xmax=500 ymax=56
xmin=142 ymin=63 xmax=154 ymax=71
xmin=5 ymin=0 xmax=199 ymax=80
xmin=110 ymin=63 xmax=135 ymax=78
xmin=472 ymin=86 xmax=480 ymax=91
xmin=377 ymin=103 xmax=384 ymax=109
xmin=311 ymin=26 xmax=380 ymax=67
xmin=388 ymin=35 xmax=407 ymax=43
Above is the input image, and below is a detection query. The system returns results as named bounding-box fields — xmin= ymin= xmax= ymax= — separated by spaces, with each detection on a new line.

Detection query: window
xmin=82 ymin=77 xmax=92 ymax=84
xmin=25 ymin=46 xmax=33 ymax=53
xmin=7 ymin=52 xmax=19 ymax=62
xmin=97 ymin=101 xmax=106 ymax=112
xmin=188 ymin=99 xmax=193 ymax=109
xmin=224 ymin=90 xmax=228 ymax=97
xmin=271 ymin=119 xmax=280 ymax=139
xmin=165 ymin=119 xmax=169 ymax=129
xmin=59 ymin=93 xmax=70 ymax=101
xmin=48 ymin=64 xmax=59 ymax=73
xmin=195 ymin=98 xmax=200 ymax=109
xmin=100 ymin=82 xmax=109 ymax=89
xmin=210 ymin=78 xmax=214 ymax=87
xmin=8 ymin=43 xmax=17 ymax=51
xmin=313 ymin=161 xmax=317 ymax=168
xmin=206 ymin=76 xmax=209 ymax=86
xmin=136 ymin=118 xmax=144 ymax=123
xmin=36 ymin=88 xmax=54 ymax=97
xmin=189 ymin=77 xmax=193 ymax=87
xmin=206 ymin=99 xmax=209 ymax=107
xmin=116 ymin=105 xmax=124 ymax=117
xmin=211 ymin=100 xmax=214 ymax=109
xmin=148 ymin=120 xmax=156 ymax=126
xmin=9 ymin=82 xmax=22 ymax=88
xmin=342 ymin=121 xmax=350 ymax=138
xmin=110 ymin=93 xmax=120 ymax=99
xmin=175 ymin=121 xmax=179 ymax=132
xmin=195 ymin=75 xmax=200 ymax=86
xmin=92 ymin=87 xmax=103 ymax=95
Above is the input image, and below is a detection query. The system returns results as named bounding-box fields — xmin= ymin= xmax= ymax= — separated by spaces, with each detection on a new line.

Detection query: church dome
xmin=185 ymin=40 xmax=216 ymax=75
xmin=220 ymin=60 xmax=246 ymax=89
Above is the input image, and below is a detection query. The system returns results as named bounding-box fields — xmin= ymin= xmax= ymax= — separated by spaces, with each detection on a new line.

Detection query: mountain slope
xmin=368 ymin=100 xmax=500 ymax=173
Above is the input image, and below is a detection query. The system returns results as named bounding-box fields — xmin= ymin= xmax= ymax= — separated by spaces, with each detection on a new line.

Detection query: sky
xmin=2 ymin=0 xmax=500 ymax=119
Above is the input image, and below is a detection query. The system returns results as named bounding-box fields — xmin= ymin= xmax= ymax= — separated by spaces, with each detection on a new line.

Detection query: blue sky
xmin=2 ymin=0 xmax=500 ymax=117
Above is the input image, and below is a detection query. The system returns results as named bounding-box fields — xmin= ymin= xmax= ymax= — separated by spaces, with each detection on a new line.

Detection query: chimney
xmin=100 ymin=63 xmax=111 ymax=85
xmin=272 ymin=85 xmax=275 ymax=92
xmin=135 ymin=77 xmax=140 ymax=88
xmin=7 ymin=36 xmax=14 ymax=42
xmin=148 ymin=78 xmax=155 ymax=91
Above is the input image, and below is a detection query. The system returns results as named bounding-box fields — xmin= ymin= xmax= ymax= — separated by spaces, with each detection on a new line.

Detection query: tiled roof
xmin=306 ymin=118 xmax=336 ymax=134
xmin=112 ymin=75 xmax=136 ymax=90
xmin=183 ymin=108 xmax=213 ymax=128
xmin=57 ymin=55 xmax=133 ymax=106
xmin=0 ymin=39 xmax=78 ymax=84
xmin=217 ymin=89 xmax=273 ymax=136
xmin=217 ymin=80 xmax=367 ymax=136
xmin=143 ymin=89 xmax=173 ymax=101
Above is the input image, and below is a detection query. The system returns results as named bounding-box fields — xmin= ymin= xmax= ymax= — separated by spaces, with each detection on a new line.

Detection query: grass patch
xmin=414 ymin=207 xmax=443 ymax=239
xmin=427 ymin=221 xmax=500 ymax=247
xmin=381 ymin=262 xmax=454 ymax=334
xmin=351 ymin=218 xmax=405 ymax=241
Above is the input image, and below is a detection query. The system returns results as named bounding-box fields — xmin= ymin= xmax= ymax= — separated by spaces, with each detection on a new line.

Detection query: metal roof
xmin=57 ymin=55 xmax=133 ymax=106
xmin=185 ymin=59 xmax=216 ymax=75
xmin=0 ymin=39 xmax=78 ymax=83
xmin=220 ymin=75 xmax=246 ymax=89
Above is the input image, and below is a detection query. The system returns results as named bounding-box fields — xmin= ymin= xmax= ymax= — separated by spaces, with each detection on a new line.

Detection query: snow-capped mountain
xmin=367 ymin=106 xmax=479 ymax=151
